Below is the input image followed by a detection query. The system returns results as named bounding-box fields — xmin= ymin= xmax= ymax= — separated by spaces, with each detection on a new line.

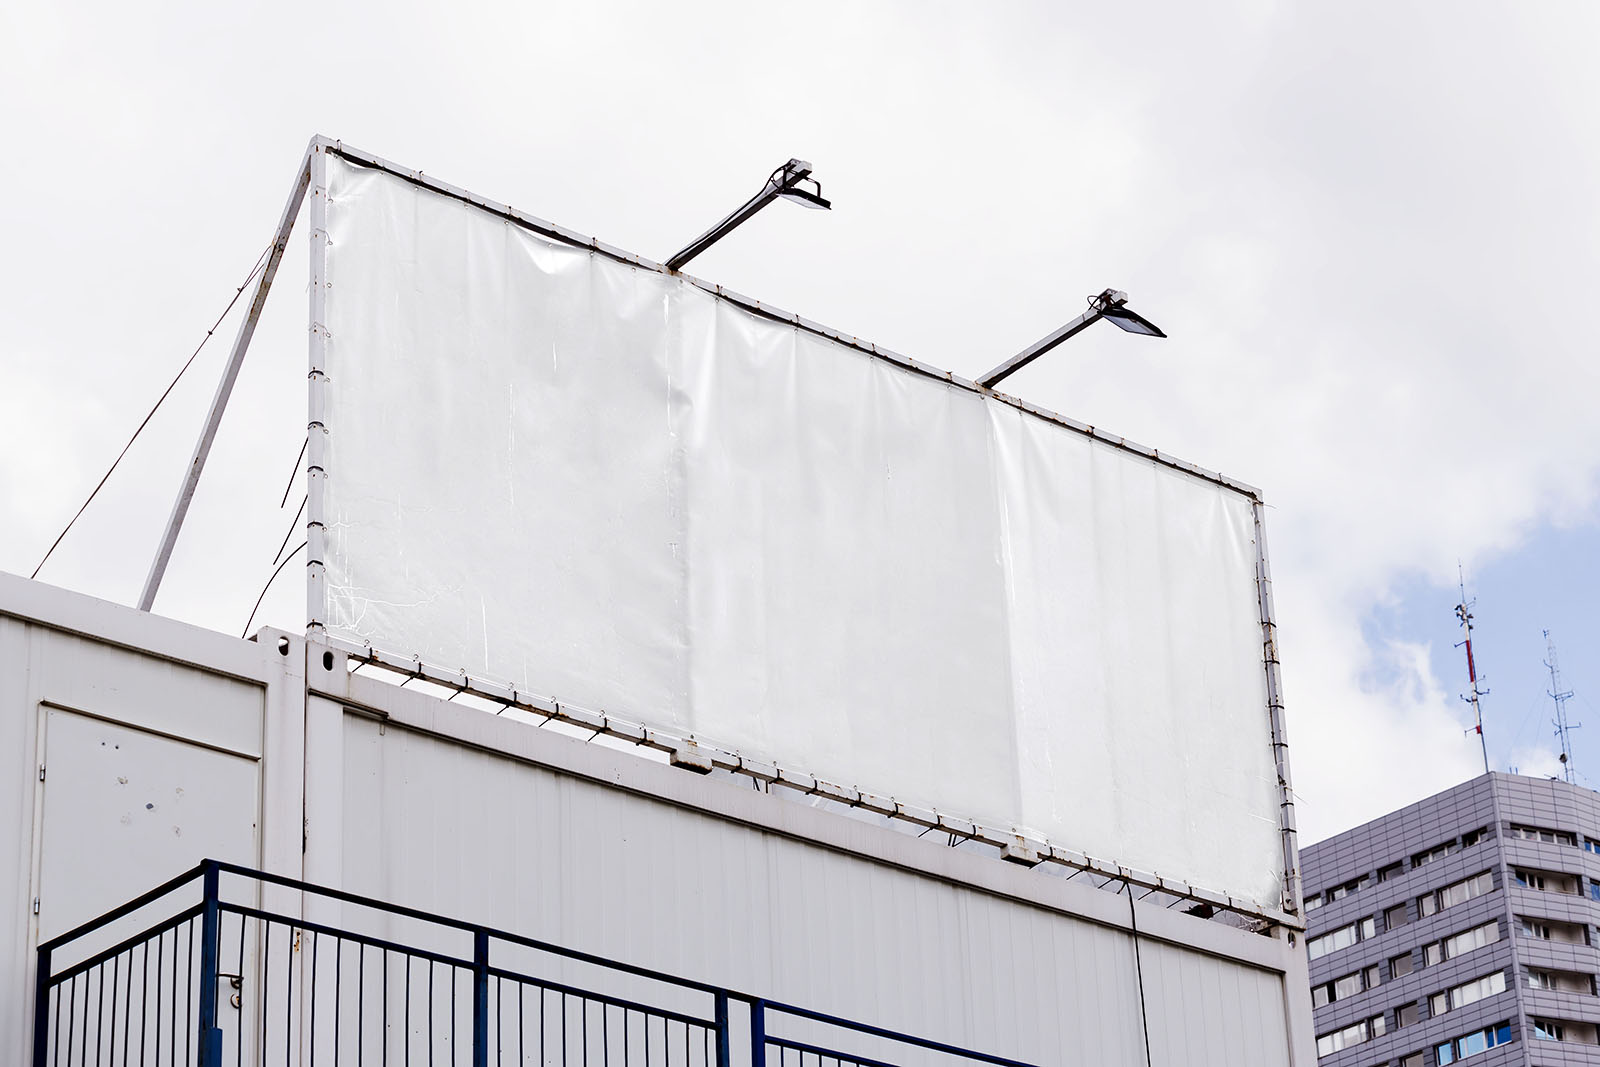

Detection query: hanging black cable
xmin=1127 ymin=884 xmax=1155 ymax=1067
xmin=270 ymin=495 xmax=308 ymax=567
xmin=240 ymin=541 xmax=306 ymax=638
xmin=29 ymin=242 xmax=275 ymax=580
xmin=278 ymin=437 xmax=307 ymax=509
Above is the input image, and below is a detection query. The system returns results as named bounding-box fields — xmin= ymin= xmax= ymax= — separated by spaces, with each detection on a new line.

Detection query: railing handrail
xmin=37 ymin=860 xmax=209 ymax=954
xmin=759 ymin=1000 xmax=1042 ymax=1067
xmin=38 ymin=859 xmax=1047 ymax=1067
xmin=207 ymin=858 xmax=739 ymax=998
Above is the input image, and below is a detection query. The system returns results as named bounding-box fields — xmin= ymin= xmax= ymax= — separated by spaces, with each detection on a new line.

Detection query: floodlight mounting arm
xmin=138 ymin=139 xmax=320 ymax=612
xmin=977 ymin=289 xmax=1165 ymax=390
xmin=664 ymin=159 xmax=827 ymax=272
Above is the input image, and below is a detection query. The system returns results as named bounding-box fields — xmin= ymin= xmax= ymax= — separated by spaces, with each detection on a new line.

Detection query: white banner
xmin=322 ymin=155 xmax=1284 ymax=907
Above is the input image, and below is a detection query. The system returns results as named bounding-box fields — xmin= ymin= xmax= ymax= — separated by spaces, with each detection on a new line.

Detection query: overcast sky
xmin=3 ymin=1 xmax=1597 ymax=845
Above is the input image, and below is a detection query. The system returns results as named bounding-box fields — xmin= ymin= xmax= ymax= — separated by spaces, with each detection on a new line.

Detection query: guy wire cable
xmin=29 ymin=240 xmax=275 ymax=580
xmin=271 ymin=494 xmax=308 ymax=568
xmin=1127 ymin=883 xmax=1155 ymax=1067
xmin=241 ymin=542 xmax=306 ymax=638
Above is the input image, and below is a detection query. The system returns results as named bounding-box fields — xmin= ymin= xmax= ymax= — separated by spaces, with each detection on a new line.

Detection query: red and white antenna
xmin=1455 ymin=564 xmax=1490 ymax=775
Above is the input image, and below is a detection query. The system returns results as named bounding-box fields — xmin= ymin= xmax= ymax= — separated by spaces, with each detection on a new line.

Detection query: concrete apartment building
xmin=1304 ymin=773 xmax=1600 ymax=1067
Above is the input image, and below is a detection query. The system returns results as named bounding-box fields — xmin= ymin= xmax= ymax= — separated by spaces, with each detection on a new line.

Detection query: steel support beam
xmin=306 ymin=139 xmax=331 ymax=635
xmin=138 ymin=140 xmax=319 ymax=611
xmin=664 ymin=160 xmax=819 ymax=272
xmin=977 ymin=306 xmax=1102 ymax=390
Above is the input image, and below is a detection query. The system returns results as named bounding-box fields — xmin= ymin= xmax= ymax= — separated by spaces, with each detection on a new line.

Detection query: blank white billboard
xmin=321 ymin=155 xmax=1284 ymax=908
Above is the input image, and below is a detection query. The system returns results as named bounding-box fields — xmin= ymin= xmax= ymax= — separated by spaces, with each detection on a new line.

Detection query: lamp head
xmin=776 ymin=177 xmax=831 ymax=210
xmin=770 ymin=159 xmax=831 ymax=210
xmin=1092 ymin=289 xmax=1165 ymax=337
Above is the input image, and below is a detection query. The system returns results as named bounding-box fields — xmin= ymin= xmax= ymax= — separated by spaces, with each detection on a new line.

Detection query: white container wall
xmin=0 ymin=574 xmax=1316 ymax=1066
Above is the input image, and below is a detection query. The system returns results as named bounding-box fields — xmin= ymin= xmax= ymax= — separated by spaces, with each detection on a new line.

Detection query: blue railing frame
xmin=34 ymin=859 xmax=1047 ymax=1067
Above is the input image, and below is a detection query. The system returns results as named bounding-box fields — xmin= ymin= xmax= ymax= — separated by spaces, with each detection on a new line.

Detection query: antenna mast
xmin=1545 ymin=630 xmax=1579 ymax=784
xmin=1455 ymin=566 xmax=1490 ymax=775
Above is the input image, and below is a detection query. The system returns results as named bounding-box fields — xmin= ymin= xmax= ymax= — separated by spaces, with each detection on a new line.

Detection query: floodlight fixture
xmin=1099 ymin=291 xmax=1166 ymax=337
xmin=665 ymin=158 xmax=831 ymax=271
xmin=977 ymin=288 xmax=1166 ymax=390
xmin=776 ymin=175 xmax=831 ymax=210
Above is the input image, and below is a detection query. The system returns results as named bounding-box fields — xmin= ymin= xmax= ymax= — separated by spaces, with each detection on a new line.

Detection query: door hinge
xmin=38 ymin=765 xmax=45 ymax=782
xmin=33 ymin=897 xmax=40 ymax=915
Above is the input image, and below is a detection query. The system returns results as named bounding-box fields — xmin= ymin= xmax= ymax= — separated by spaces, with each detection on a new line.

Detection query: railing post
xmin=473 ymin=929 xmax=490 ymax=1067
xmin=30 ymin=943 xmax=51 ymax=1067
xmin=749 ymin=999 xmax=766 ymax=1067
xmin=714 ymin=994 xmax=731 ymax=1067
xmin=198 ymin=861 xmax=223 ymax=1067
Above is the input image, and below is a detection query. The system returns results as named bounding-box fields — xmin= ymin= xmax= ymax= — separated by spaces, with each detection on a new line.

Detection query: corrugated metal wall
xmin=328 ymin=706 xmax=1297 ymax=1067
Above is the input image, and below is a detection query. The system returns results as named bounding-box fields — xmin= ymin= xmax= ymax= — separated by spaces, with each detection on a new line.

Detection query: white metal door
xmin=37 ymin=706 xmax=260 ymax=941
xmin=37 ymin=706 xmax=263 ymax=1061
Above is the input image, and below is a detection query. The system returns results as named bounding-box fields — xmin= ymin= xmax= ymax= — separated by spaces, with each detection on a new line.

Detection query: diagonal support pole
xmin=138 ymin=140 xmax=319 ymax=611
xmin=977 ymin=305 xmax=1102 ymax=390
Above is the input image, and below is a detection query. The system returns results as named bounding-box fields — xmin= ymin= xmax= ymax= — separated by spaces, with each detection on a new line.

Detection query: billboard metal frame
xmin=154 ymin=134 xmax=1302 ymax=930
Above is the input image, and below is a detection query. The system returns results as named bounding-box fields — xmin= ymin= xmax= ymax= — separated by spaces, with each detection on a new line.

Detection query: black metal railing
xmin=34 ymin=860 xmax=1042 ymax=1067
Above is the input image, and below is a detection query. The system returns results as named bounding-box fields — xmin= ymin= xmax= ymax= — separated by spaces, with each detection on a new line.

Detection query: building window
xmin=1315 ymin=1015 xmax=1386 ymax=1057
xmin=1385 ymin=902 xmax=1409 ymax=930
xmin=1396 ymin=1002 xmax=1419 ymax=1027
xmin=1323 ymin=875 xmax=1369 ymax=904
xmin=1399 ymin=1054 xmax=1423 ymax=1067
xmin=1420 ymin=870 xmax=1494 ymax=917
xmin=1514 ymin=868 xmax=1579 ymax=894
xmin=1304 ymin=893 xmax=1322 ymax=911
xmin=1312 ymin=965 xmax=1382 ymax=1008
xmin=1391 ymin=952 xmax=1414 ymax=978
xmin=1461 ymin=827 xmax=1488 ymax=847
xmin=1379 ymin=861 xmax=1404 ymax=882
xmin=1420 ymin=920 xmax=1500 ymax=969
xmin=1430 ymin=971 xmax=1507 ymax=1014
xmin=1517 ymin=916 xmax=1586 ymax=945
xmin=1434 ymin=1021 xmax=1512 ymax=1064
xmin=1529 ymin=1018 xmax=1600 ymax=1044
xmin=1525 ymin=968 xmax=1594 ymax=994
xmin=1588 ymin=881 xmax=1600 ymax=902
xmin=1308 ymin=918 xmax=1372 ymax=961
xmin=1584 ymin=836 xmax=1600 ymax=854
xmin=1413 ymin=840 xmax=1459 ymax=869
xmin=1444 ymin=920 xmax=1500 ymax=958
xmin=1510 ymin=824 xmax=1575 ymax=846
